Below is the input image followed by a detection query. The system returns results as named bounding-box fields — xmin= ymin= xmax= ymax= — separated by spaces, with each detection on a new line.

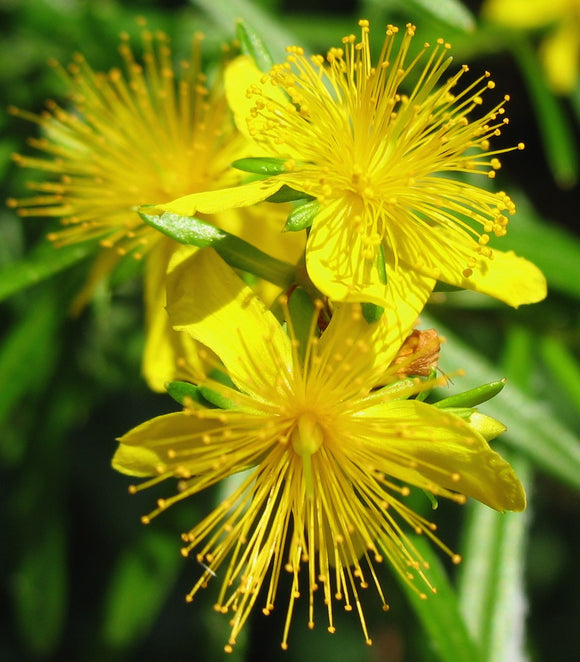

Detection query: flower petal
xmin=446 ymin=246 xmax=547 ymax=307
xmin=306 ymin=199 xmax=437 ymax=313
xmin=113 ymin=412 xmax=200 ymax=477
xmin=540 ymin=22 xmax=580 ymax=94
xmin=380 ymin=212 xmax=547 ymax=307
xmin=225 ymin=55 xmax=304 ymax=160
xmin=357 ymin=399 xmax=526 ymax=511
xmin=114 ymin=410 xmax=246 ymax=479
xmin=142 ymin=240 xmax=204 ymax=391
xmin=318 ymin=299 xmax=426 ymax=390
xmin=482 ymin=0 xmax=567 ymax=28
xmin=225 ymin=56 xmax=280 ymax=140
xmin=166 ymin=248 xmax=292 ymax=401
xmin=153 ymin=178 xmax=284 ymax=217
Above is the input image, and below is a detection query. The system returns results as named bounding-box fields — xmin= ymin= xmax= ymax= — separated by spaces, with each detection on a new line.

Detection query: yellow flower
xmin=157 ymin=21 xmax=546 ymax=317
xmin=483 ymin=0 xmax=580 ymax=94
xmin=113 ymin=248 xmax=525 ymax=651
xmin=8 ymin=25 xmax=303 ymax=390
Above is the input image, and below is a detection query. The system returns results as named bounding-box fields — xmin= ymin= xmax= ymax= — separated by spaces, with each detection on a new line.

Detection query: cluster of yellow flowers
xmin=9 ymin=19 xmax=547 ymax=652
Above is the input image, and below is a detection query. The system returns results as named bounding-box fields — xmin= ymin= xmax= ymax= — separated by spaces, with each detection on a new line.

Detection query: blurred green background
xmin=1 ymin=0 xmax=579 ymax=661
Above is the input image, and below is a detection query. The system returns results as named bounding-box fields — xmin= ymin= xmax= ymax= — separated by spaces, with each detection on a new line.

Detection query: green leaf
xmin=433 ymin=379 xmax=506 ymax=409
xmin=0 ymin=237 xmax=98 ymax=303
xmin=101 ymin=530 xmax=182 ymax=649
xmin=191 ymin=0 xmax=299 ymax=62
xmin=140 ymin=212 xmax=296 ymax=289
xmin=540 ymin=335 xmax=580 ymax=412
xmin=283 ymin=199 xmax=319 ymax=232
xmin=396 ymin=535 xmax=484 ymax=662
xmin=13 ymin=516 xmax=67 ymax=657
xmin=0 ymin=289 xmax=61 ymax=432
xmin=512 ymin=38 xmax=578 ymax=187
xmin=402 ymin=0 xmax=476 ymax=31
xmin=458 ymin=453 xmax=532 ymax=662
xmin=236 ymin=18 xmax=274 ymax=72
xmin=425 ymin=313 xmax=580 ymax=492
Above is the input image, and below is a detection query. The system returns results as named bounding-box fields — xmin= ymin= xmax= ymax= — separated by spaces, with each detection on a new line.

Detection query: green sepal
xmin=415 ymin=367 xmax=438 ymax=402
xmin=283 ymin=199 xmax=320 ymax=232
xmin=433 ymin=378 xmax=507 ymax=409
xmin=267 ymin=185 xmax=314 ymax=204
xmin=199 ymin=386 xmax=236 ymax=410
xmin=362 ymin=302 xmax=384 ymax=324
xmin=139 ymin=212 xmax=295 ymax=289
xmin=288 ymin=287 xmax=316 ymax=363
xmin=359 ymin=378 xmax=417 ymax=406
xmin=232 ymin=157 xmax=288 ymax=176
xmin=439 ymin=406 xmax=476 ymax=420
xmin=201 ymin=369 xmax=238 ymax=410
xmin=166 ymin=381 xmax=207 ymax=406
xmin=236 ymin=18 xmax=274 ymax=72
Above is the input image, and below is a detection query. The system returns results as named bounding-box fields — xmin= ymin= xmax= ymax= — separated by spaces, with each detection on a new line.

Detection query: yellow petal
xmin=376 ymin=211 xmax=547 ymax=307
xmin=225 ymin=55 xmax=303 ymax=160
xmin=113 ymin=412 xmax=198 ymax=477
xmin=358 ymin=399 xmax=526 ymax=512
xmin=453 ymin=246 xmax=547 ymax=307
xmin=153 ymin=178 xmax=284 ymax=217
xmin=306 ymin=199 xmax=436 ymax=313
xmin=224 ymin=56 xmax=270 ymax=141
xmin=142 ymin=239 xmax=203 ymax=392
xmin=482 ymin=0 xmax=567 ymax=28
xmin=166 ymin=248 xmax=292 ymax=401
xmin=319 ymin=295 xmax=426 ymax=386
xmin=540 ymin=22 xmax=580 ymax=94
xmin=114 ymin=410 xmax=232 ymax=478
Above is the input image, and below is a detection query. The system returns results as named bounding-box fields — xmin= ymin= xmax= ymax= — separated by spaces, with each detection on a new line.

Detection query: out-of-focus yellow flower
xmin=8 ymin=24 xmax=303 ymax=391
xmin=483 ymin=0 xmax=580 ymax=94
xmin=113 ymin=248 xmax=525 ymax=652
xmin=158 ymin=21 xmax=546 ymax=323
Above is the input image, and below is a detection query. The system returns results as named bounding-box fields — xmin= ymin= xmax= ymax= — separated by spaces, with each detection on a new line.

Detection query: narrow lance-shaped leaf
xmin=396 ymin=534 xmax=485 ymax=662
xmin=540 ymin=335 xmax=580 ymax=412
xmin=458 ymin=452 xmax=532 ymax=662
xmin=0 ymin=237 xmax=99 ymax=303
xmin=407 ymin=0 xmax=476 ymax=31
xmin=512 ymin=38 xmax=578 ymax=187
xmin=101 ymin=530 xmax=183 ymax=650
xmin=236 ymin=18 xmax=274 ymax=72
xmin=458 ymin=324 xmax=533 ymax=662
xmin=140 ymin=212 xmax=296 ymax=289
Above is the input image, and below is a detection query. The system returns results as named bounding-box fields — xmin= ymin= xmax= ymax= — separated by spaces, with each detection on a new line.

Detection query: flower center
xmin=349 ymin=164 xmax=375 ymax=199
xmin=290 ymin=412 xmax=325 ymax=458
